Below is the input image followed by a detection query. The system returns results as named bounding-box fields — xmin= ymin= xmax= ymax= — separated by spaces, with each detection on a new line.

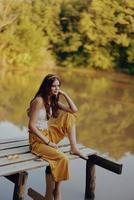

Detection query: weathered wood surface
xmin=6 ymin=172 xmax=28 ymax=200
xmin=28 ymin=188 xmax=45 ymax=200
xmin=90 ymin=154 xmax=123 ymax=174
xmin=0 ymin=137 xmax=27 ymax=144
xmin=0 ymin=138 xmax=123 ymax=200
xmin=0 ymin=138 xmax=96 ymax=177
xmin=0 ymin=138 xmax=122 ymax=177
xmin=28 ymin=167 xmax=55 ymax=200
xmin=85 ymin=158 xmax=96 ymax=200
xmin=13 ymin=172 xmax=28 ymax=200
xmin=0 ymin=146 xmax=30 ymax=157
xmin=0 ymin=140 xmax=29 ymax=150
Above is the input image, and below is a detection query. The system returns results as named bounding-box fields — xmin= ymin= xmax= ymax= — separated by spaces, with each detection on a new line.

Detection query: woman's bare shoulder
xmin=31 ymin=96 xmax=44 ymax=107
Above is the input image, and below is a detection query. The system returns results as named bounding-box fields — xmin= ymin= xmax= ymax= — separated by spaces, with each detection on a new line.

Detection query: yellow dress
xmin=29 ymin=109 xmax=76 ymax=182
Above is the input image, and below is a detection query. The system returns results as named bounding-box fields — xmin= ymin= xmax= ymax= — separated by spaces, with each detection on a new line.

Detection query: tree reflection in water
xmin=0 ymin=69 xmax=134 ymax=160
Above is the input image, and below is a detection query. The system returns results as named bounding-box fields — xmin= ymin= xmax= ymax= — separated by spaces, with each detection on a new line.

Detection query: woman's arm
xmin=58 ymin=90 xmax=78 ymax=113
xmin=28 ymin=97 xmax=57 ymax=148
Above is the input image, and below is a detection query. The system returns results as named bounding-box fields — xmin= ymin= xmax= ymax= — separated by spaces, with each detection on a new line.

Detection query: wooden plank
xmin=0 ymin=146 xmax=30 ymax=157
xmin=0 ymin=143 xmax=122 ymax=176
xmin=0 ymin=159 xmax=49 ymax=176
xmin=0 ymin=137 xmax=27 ymax=144
xmin=0 ymin=143 xmax=85 ymax=158
xmin=28 ymin=188 xmax=45 ymax=200
xmin=85 ymin=159 xmax=95 ymax=199
xmin=12 ymin=172 xmax=28 ymax=200
xmin=0 ymin=138 xmax=82 ymax=151
xmin=88 ymin=154 xmax=123 ymax=174
xmin=5 ymin=172 xmax=28 ymax=200
xmin=0 ymin=140 xmax=29 ymax=150
xmin=5 ymin=172 xmax=27 ymax=184
xmin=0 ymin=153 xmax=37 ymax=166
xmin=0 ymin=147 xmax=92 ymax=167
xmin=0 ymin=137 xmax=68 ymax=146
xmin=0 ymin=148 xmax=93 ymax=176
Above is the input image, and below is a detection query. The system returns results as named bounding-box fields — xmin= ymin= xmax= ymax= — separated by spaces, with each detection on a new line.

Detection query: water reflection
xmin=0 ymin=69 xmax=134 ymax=200
xmin=0 ymin=69 xmax=134 ymax=160
xmin=0 ymin=121 xmax=27 ymax=140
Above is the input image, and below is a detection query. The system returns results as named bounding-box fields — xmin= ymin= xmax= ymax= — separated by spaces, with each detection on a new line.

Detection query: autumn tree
xmin=0 ymin=0 xmax=134 ymax=74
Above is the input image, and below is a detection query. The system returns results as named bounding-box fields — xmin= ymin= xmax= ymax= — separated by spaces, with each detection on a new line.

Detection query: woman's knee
xmin=63 ymin=111 xmax=77 ymax=119
xmin=59 ymin=152 xmax=69 ymax=163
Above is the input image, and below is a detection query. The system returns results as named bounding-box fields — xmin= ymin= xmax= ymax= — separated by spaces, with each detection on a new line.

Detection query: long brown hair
xmin=29 ymin=74 xmax=61 ymax=119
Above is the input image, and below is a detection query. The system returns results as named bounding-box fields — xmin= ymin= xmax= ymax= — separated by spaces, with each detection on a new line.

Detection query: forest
xmin=0 ymin=0 xmax=134 ymax=76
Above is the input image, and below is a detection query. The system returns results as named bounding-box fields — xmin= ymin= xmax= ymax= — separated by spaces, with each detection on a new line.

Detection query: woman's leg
xmin=53 ymin=181 xmax=62 ymax=200
xmin=49 ymin=111 xmax=89 ymax=160
xmin=68 ymin=124 xmax=88 ymax=160
xmin=31 ymin=141 xmax=70 ymax=181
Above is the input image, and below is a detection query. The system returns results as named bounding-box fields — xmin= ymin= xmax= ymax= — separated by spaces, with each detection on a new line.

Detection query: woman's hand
xmin=48 ymin=141 xmax=58 ymax=149
xmin=58 ymin=90 xmax=78 ymax=113
xmin=58 ymin=90 xmax=66 ymax=96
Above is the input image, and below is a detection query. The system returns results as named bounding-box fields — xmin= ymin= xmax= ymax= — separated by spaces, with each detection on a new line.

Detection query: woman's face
xmin=50 ymin=79 xmax=60 ymax=96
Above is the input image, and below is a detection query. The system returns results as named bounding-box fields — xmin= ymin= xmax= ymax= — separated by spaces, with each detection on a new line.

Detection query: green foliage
xmin=0 ymin=0 xmax=50 ymax=75
xmin=0 ymin=0 xmax=134 ymax=74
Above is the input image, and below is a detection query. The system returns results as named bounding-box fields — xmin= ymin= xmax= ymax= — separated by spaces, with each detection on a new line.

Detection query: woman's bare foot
xmin=70 ymin=147 xmax=88 ymax=160
xmin=53 ymin=189 xmax=62 ymax=200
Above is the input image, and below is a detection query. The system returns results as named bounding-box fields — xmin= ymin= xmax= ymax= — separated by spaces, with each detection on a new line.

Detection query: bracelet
xmin=47 ymin=140 xmax=50 ymax=145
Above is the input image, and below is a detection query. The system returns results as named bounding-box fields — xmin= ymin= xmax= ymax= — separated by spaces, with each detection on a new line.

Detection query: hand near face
xmin=58 ymin=90 xmax=66 ymax=96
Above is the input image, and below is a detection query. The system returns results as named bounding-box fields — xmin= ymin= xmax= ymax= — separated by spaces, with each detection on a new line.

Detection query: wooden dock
xmin=0 ymin=138 xmax=123 ymax=200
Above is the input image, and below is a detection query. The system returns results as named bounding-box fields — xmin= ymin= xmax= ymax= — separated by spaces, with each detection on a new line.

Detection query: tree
xmin=0 ymin=0 xmax=134 ymax=74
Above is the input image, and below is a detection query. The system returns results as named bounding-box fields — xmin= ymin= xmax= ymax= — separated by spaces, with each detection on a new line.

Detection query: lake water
xmin=0 ymin=68 xmax=134 ymax=200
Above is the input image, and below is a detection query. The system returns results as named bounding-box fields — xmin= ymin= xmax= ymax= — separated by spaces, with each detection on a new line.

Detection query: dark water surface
xmin=0 ymin=69 xmax=134 ymax=200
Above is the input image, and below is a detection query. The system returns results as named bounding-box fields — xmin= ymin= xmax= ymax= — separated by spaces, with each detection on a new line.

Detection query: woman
xmin=28 ymin=74 xmax=88 ymax=200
